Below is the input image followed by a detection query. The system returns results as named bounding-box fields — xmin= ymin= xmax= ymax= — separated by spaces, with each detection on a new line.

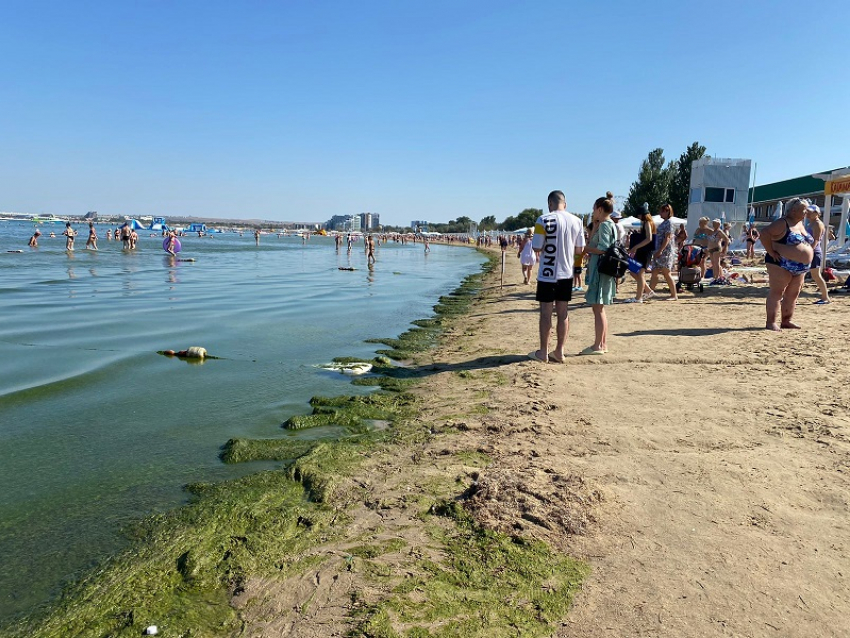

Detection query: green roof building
xmin=748 ymin=168 xmax=850 ymax=223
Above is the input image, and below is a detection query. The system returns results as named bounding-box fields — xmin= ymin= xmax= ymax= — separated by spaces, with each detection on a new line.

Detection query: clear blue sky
xmin=2 ymin=0 xmax=848 ymax=226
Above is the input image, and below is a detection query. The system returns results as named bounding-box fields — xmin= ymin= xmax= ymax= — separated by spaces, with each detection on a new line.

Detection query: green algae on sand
xmin=350 ymin=502 xmax=589 ymax=638
xmin=9 ymin=249 xmax=589 ymax=637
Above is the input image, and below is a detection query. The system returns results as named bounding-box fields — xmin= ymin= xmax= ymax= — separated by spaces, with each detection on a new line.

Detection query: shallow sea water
xmin=0 ymin=221 xmax=485 ymax=621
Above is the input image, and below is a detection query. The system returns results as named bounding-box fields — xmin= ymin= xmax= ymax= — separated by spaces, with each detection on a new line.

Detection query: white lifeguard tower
xmin=685 ymin=157 xmax=752 ymax=238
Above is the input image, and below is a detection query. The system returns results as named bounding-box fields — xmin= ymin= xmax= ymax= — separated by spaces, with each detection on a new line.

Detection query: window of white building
xmin=705 ymin=187 xmax=735 ymax=203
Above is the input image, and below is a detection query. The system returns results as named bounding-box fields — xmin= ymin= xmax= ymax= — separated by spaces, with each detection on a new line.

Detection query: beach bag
xmin=597 ymin=242 xmax=629 ymax=278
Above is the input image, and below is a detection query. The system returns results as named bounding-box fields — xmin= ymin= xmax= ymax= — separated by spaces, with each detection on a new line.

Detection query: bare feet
xmin=528 ymin=350 xmax=549 ymax=363
xmin=780 ymin=321 xmax=801 ymax=329
xmin=765 ymin=323 xmax=782 ymax=332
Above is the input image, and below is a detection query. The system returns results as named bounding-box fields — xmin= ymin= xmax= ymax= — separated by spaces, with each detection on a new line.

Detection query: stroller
xmin=676 ymin=245 xmax=704 ymax=293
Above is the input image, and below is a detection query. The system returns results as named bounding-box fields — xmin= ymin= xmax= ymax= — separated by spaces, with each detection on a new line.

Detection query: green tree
xmin=502 ymin=208 xmax=541 ymax=231
xmin=624 ymin=148 xmax=674 ymax=218
xmin=479 ymin=215 xmax=497 ymax=231
xmin=669 ymin=142 xmax=707 ymax=219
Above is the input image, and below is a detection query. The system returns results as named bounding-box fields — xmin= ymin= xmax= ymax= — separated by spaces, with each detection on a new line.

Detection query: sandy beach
xmin=232 ymin=249 xmax=850 ymax=637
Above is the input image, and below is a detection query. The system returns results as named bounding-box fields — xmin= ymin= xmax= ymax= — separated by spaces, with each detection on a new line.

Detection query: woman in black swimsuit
xmin=745 ymin=225 xmax=759 ymax=261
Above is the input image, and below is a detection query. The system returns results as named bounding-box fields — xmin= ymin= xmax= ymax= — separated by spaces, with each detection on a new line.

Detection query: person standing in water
xmin=366 ymin=235 xmax=376 ymax=264
xmin=86 ymin=222 xmax=98 ymax=250
xmin=62 ymin=222 xmax=76 ymax=251
xmin=28 ymin=230 xmax=41 ymax=247
xmin=165 ymin=231 xmax=178 ymax=256
xmin=254 ymin=229 xmax=261 ymax=246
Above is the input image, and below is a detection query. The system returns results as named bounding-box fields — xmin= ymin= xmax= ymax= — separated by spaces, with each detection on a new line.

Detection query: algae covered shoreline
xmin=7 ymin=248 xmax=589 ymax=637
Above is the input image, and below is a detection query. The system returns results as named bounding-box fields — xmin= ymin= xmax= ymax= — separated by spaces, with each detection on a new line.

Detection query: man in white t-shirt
xmin=529 ymin=190 xmax=586 ymax=363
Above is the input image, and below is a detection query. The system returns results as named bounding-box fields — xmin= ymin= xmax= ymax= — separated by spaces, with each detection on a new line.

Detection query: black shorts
xmin=574 ymin=267 xmax=583 ymax=275
xmin=536 ymin=278 xmax=573 ymax=303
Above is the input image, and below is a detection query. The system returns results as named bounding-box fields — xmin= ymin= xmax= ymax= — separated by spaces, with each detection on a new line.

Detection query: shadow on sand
xmin=616 ymin=326 xmax=764 ymax=338
xmin=394 ymin=354 xmax=529 ymax=379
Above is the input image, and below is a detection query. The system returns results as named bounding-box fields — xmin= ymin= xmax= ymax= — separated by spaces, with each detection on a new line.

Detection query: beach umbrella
xmin=773 ymin=200 xmax=783 ymax=220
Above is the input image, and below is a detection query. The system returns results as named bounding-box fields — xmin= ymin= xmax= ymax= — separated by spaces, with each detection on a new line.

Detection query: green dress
xmin=584 ymin=220 xmax=617 ymax=305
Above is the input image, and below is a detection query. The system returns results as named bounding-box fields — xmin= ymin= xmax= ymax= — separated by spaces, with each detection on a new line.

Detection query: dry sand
xmin=238 ymin=250 xmax=850 ymax=637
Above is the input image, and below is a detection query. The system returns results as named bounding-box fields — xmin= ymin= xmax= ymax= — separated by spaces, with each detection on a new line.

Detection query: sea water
xmin=0 ymin=221 xmax=485 ymax=622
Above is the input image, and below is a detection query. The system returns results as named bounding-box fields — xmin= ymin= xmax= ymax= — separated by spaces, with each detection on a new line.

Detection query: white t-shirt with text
xmin=531 ymin=211 xmax=586 ymax=282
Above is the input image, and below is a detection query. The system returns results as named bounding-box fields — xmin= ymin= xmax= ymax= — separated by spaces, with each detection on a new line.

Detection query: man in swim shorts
xmin=530 ymin=190 xmax=585 ymax=363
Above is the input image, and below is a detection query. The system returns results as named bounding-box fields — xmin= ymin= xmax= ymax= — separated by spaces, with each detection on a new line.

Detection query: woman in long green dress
xmin=582 ymin=193 xmax=618 ymax=354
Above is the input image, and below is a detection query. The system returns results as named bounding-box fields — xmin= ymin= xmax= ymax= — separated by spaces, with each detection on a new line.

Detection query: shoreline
xmin=11 ymin=246 xmax=850 ymax=637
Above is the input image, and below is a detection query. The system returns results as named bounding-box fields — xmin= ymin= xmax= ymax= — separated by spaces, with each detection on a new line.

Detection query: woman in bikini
xmin=745 ymin=224 xmax=759 ymax=261
xmin=86 ymin=222 xmax=98 ymax=250
xmin=691 ymin=217 xmax=712 ymax=279
xmin=760 ymin=198 xmax=814 ymax=331
xmin=707 ymin=219 xmax=730 ymax=283
xmin=805 ymin=205 xmax=830 ymax=305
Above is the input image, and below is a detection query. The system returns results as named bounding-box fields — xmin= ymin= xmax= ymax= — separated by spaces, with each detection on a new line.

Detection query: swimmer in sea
xmin=28 ymin=230 xmax=41 ymax=247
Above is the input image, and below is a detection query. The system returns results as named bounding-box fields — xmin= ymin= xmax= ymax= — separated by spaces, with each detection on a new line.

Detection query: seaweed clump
xmin=283 ymin=392 xmax=414 ymax=432
xmin=219 ymin=437 xmax=317 ymax=464
xmin=350 ymin=501 xmax=589 ymax=638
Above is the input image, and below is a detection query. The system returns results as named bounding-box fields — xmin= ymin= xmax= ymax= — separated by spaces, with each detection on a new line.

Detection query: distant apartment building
xmin=325 ymin=215 xmax=362 ymax=232
xmin=358 ymin=212 xmax=380 ymax=231
xmin=410 ymin=220 xmax=429 ymax=232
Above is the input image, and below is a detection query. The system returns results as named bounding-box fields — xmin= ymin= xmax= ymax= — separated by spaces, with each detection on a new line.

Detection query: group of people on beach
xmin=525 ymin=190 xmax=837 ymax=363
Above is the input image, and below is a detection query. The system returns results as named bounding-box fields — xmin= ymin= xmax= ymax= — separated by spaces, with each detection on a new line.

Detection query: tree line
xmin=380 ymin=142 xmax=707 ymax=234
xmin=623 ymin=142 xmax=706 ymax=219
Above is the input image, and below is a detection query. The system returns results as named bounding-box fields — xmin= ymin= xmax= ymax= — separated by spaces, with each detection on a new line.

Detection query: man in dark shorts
xmin=529 ymin=190 xmax=586 ymax=363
